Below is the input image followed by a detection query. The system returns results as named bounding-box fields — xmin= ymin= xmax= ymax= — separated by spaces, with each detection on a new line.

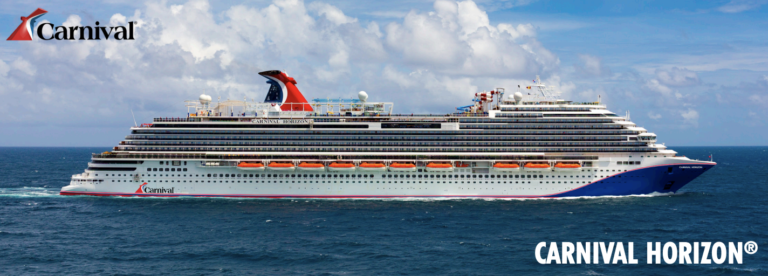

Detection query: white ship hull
xmin=62 ymin=157 xmax=715 ymax=198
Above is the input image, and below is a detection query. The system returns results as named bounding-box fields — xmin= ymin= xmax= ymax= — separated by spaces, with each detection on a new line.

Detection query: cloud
xmin=655 ymin=67 xmax=700 ymax=87
xmin=365 ymin=10 xmax=409 ymax=18
xmin=10 ymin=57 xmax=36 ymax=76
xmin=679 ymin=108 xmax=699 ymax=127
xmin=717 ymin=0 xmax=768 ymax=13
xmin=648 ymin=111 xmax=662 ymax=120
xmin=0 ymin=0 xmax=563 ymax=131
xmin=308 ymin=2 xmax=358 ymax=25
xmin=384 ymin=0 xmax=558 ymax=77
xmin=574 ymin=54 xmax=610 ymax=77
xmin=644 ymin=79 xmax=672 ymax=94
xmin=480 ymin=0 xmax=540 ymax=12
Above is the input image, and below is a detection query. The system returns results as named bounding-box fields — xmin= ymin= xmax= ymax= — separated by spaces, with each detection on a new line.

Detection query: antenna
xmin=130 ymin=109 xmax=138 ymax=127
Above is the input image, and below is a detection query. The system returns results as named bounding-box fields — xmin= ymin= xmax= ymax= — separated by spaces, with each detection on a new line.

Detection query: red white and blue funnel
xmin=7 ymin=8 xmax=47 ymax=41
xmin=259 ymin=70 xmax=313 ymax=112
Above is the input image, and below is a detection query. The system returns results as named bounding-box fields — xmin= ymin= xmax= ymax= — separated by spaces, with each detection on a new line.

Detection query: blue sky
xmin=0 ymin=0 xmax=766 ymax=146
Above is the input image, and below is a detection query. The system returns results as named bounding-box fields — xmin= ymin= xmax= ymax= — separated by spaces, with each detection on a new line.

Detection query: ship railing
xmin=153 ymin=118 xmax=202 ymax=123
xmin=92 ymin=152 xmax=601 ymax=161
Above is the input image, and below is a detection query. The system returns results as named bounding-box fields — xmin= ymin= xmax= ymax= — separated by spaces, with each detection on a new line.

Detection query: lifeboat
xmin=492 ymin=163 xmax=520 ymax=172
xmin=358 ymin=162 xmax=387 ymax=172
xmin=328 ymin=162 xmax=356 ymax=172
xmin=554 ymin=162 xmax=581 ymax=172
xmin=389 ymin=162 xmax=417 ymax=172
xmin=298 ymin=162 xmax=325 ymax=172
xmin=426 ymin=162 xmax=453 ymax=172
xmin=524 ymin=163 xmax=551 ymax=171
xmin=455 ymin=162 xmax=470 ymax=168
xmin=237 ymin=162 xmax=265 ymax=171
xmin=267 ymin=162 xmax=295 ymax=171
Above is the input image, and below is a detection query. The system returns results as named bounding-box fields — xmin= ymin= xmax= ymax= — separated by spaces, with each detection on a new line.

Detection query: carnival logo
xmin=135 ymin=183 xmax=175 ymax=194
xmin=7 ymin=8 xmax=136 ymax=41
xmin=7 ymin=8 xmax=47 ymax=41
xmin=135 ymin=182 xmax=148 ymax=193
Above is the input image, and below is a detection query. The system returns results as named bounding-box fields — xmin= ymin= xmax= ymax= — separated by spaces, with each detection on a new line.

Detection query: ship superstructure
xmin=61 ymin=70 xmax=715 ymax=198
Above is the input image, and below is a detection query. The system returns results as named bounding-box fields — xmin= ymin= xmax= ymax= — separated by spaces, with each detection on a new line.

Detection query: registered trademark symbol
xmin=745 ymin=241 xmax=758 ymax=254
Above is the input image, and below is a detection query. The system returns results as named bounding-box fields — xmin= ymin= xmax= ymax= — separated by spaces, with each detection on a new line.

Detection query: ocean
xmin=0 ymin=147 xmax=765 ymax=275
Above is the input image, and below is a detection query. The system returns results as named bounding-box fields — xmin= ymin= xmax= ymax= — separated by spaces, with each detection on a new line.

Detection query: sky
xmin=0 ymin=0 xmax=766 ymax=146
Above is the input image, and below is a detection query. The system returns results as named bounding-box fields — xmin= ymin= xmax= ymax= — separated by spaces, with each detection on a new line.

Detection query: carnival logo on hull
xmin=7 ymin=8 xmax=47 ymax=41
xmin=135 ymin=183 xmax=175 ymax=194
xmin=7 ymin=8 xmax=136 ymax=41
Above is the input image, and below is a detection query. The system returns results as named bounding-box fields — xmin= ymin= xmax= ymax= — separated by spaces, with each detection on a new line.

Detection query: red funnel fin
xmin=258 ymin=70 xmax=313 ymax=111
xmin=7 ymin=8 xmax=47 ymax=41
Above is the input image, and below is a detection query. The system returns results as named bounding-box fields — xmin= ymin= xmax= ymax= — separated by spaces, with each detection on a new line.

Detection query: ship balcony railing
xmin=113 ymin=146 xmax=660 ymax=153
xmin=122 ymin=137 xmax=632 ymax=143
xmin=153 ymin=118 xmax=202 ymax=123
xmin=92 ymin=152 xmax=600 ymax=160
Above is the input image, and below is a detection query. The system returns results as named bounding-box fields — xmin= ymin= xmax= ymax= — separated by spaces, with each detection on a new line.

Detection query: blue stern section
xmin=550 ymin=163 xmax=716 ymax=197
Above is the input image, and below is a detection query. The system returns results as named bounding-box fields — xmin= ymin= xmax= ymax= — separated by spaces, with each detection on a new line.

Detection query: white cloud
xmin=574 ymin=54 xmax=610 ymax=77
xmin=309 ymin=2 xmax=358 ymax=25
xmin=365 ymin=10 xmax=409 ymax=18
xmin=655 ymin=67 xmax=700 ymax=87
xmin=648 ymin=111 xmax=662 ymax=120
xmin=680 ymin=108 xmax=699 ymax=127
xmin=11 ymin=57 xmax=36 ymax=76
xmin=496 ymin=23 xmax=536 ymax=39
xmin=644 ymin=79 xmax=672 ymax=94
xmin=0 ymin=0 xmax=563 ymax=132
xmin=0 ymin=59 xmax=9 ymax=77
xmin=384 ymin=0 xmax=558 ymax=77
xmin=382 ymin=65 xmax=416 ymax=88
xmin=717 ymin=0 xmax=768 ymax=13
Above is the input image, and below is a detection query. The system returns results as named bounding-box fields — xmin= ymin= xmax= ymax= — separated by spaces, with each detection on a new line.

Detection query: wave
xmin=0 ymin=187 xmax=62 ymax=198
xmin=0 ymin=186 xmax=681 ymax=201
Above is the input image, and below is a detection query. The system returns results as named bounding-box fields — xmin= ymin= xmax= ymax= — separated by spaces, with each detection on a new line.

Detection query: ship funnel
xmin=258 ymin=70 xmax=313 ymax=111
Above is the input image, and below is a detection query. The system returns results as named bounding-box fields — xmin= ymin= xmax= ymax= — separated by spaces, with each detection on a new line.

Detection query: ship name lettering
xmin=251 ymin=119 xmax=312 ymax=124
xmin=143 ymin=187 xmax=175 ymax=194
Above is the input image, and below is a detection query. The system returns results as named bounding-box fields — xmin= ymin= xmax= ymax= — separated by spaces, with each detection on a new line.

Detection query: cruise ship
xmin=61 ymin=70 xmax=716 ymax=198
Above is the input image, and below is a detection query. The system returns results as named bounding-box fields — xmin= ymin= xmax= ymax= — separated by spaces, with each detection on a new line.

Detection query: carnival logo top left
xmin=7 ymin=8 xmax=136 ymax=41
xmin=7 ymin=8 xmax=47 ymax=41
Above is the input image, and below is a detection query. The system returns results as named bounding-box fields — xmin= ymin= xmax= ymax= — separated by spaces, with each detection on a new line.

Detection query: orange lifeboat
xmin=426 ymin=162 xmax=453 ymax=172
xmin=237 ymin=162 xmax=265 ymax=171
xmin=455 ymin=162 xmax=470 ymax=168
xmin=389 ymin=162 xmax=417 ymax=172
xmin=524 ymin=163 xmax=551 ymax=171
xmin=298 ymin=162 xmax=325 ymax=171
xmin=328 ymin=162 xmax=356 ymax=172
xmin=359 ymin=162 xmax=387 ymax=172
xmin=492 ymin=163 xmax=520 ymax=171
xmin=554 ymin=162 xmax=581 ymax=171
xmin=267 ymin=162 xmax=295 ymax=171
